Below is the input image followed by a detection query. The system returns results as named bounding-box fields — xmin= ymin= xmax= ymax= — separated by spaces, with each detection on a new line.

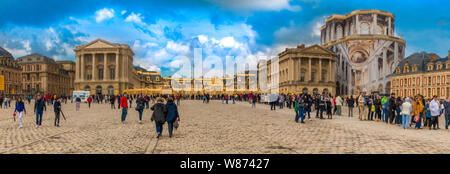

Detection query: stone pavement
xmin=0 ymin=100 xmax=448 ymax=154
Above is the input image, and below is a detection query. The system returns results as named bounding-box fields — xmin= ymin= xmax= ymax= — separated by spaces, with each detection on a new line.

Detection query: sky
xmin=0 ymin=0 xmax=448 ymax=77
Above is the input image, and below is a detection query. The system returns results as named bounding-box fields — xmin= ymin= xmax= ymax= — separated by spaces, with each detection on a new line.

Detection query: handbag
xmin=174 ymin=120 xmax=179 ymax=129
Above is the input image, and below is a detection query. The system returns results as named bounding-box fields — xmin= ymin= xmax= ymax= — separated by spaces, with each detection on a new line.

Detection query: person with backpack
xmin=165 ymin=97 xmax=180 ymax=138
xmin=347 ymin=96 xmax=355 ymax=117
xmin=136 ymin=94 xmax=145 ymax=124
xmin=151 ymin=97 xmax=167 ymax=138
xmin=14 ymin=97 xmax=26 ymax=128
xmin=53 ymin=97 xmax=62 ymax=127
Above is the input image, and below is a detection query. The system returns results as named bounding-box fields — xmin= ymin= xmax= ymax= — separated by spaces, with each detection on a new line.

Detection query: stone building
xmin=74 ymin=39 xmax=161 ymax=95
xmin=56 ymin=60 xmax=76 ymax=94
xmin=390 ymin=51 xmax=450 ymax=99
xmin=321 ymin=9 xmax=406 ymax=95
xmin=16 ymin=53 xmax=73 ymax=95
xmin=0 ymin=47 xmax=22 ymax=95
xmin=258 ymin=44 xmax=336 ymax=96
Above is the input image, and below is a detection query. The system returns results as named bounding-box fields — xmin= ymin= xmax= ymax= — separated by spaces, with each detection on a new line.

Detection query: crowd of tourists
xmin=352 ymin=92 xmax=449 ymax=130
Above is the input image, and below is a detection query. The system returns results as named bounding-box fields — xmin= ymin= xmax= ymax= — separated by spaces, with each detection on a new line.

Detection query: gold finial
xmin=401 ymin=33 xmax=403 ymax=38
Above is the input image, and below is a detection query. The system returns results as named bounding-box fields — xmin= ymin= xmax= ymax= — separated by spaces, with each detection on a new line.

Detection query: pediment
xmin=300 ymin=44 xmax=335 ymax=56
xmin=82 ymin=39 xmax=118 ymax=49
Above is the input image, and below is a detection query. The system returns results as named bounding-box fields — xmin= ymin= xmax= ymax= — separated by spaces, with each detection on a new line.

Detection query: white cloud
xmin=312 ymin=21 xmax=323 ymax=37
xmin=125 ymin=12 xmax=144 ymax=24
xmin=166 ymin=40 xmax=190 ymax=54
xmin=208 ymin=0 xmax=301 ymax=12
xmin=219 ymin=36 xmax=241 ymax=48
xmin=121 ymin=10 xmax=127 ymax=15
xmin=196 ymin=35 xmax=209 ymax=44
xmin=95 ymin=8 xmax=115 ymax=23
xmin=134 ymin=58 xmax=161 ymax=72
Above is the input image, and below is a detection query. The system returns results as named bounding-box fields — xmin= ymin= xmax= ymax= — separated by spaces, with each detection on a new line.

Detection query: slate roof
xmin=0 ymin=47 xmax=13 ymax=57
xmin=16 ymin=53 xmax=57 ymax=64
xmin=394 ymin=52 xmax=449 ymax=75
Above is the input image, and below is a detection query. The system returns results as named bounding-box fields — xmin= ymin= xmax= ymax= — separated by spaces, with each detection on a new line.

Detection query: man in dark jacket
xmin=53 ymin=97 xmax=61 ymax=127
xmin=151 ymin=97 xmax=167 ymax=138
xmin=34 ymin=95 xmax=46 ymax=128
xmin=347 ymin=96 xmax=355 ymax=117
xmin=165 ymin=97 xmax=180 ymax=138
xmin=136 ymin=94 xmax=146 ymax=124
xmin=388 ymin=93 xmax=397 ymax=124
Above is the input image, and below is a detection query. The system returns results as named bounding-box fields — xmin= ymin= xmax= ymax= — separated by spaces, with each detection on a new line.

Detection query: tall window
xmin=110 ymin=68 xmax=115 ymax=80
xmin=311 ymin=71 xmax=315 ymax=82
xmin=98 ymin=69 xmax=104 ymax=80
xmin=300 ymin=70 xmax=305 ymax=82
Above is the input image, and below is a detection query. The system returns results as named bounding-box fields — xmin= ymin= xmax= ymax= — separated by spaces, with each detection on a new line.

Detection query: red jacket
xmin=120 ymin=96 xmax=128 ymax=108
xmin=87 ymin=97 xmax=92 ymax=103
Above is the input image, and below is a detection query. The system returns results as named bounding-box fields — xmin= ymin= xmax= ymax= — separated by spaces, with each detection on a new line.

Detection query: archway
xmin=107 ymin=86 xmax=114 ymax=95
xmin=84 ymin=85 xmax=91 ymax=92
xmin=96 ymin=86 xmax=102 ymax=95
xmin=313 ymin=88 xmax=319 ymax=95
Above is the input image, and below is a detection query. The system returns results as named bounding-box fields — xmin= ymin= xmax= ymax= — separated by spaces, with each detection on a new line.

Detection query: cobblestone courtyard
xmin=0 ymin=100 xmax=449 ymax=154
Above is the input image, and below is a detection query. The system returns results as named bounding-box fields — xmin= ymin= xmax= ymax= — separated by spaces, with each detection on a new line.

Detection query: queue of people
xmin=354 ymin=92 xmax=450 ymax=131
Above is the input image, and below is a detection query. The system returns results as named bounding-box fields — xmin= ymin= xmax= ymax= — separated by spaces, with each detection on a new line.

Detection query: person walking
xmin=151 ymin=97 xmax=167 ymax=138
xmin=374 ymin=95 xmax=382 ymax=121
xmin=136 ymin=94 xmax=145 ymax=124
xmin=335 ymin=95 xmax=343 ymax=116
xmin=75 ymin=96 xmax=81 ymax=111
xmin=347 ymin=96 xmax=355 ymax=117
xmin=429 ymin=96 xmax=440 ymax=130
xmin=295 ymin=98 xmax=306 ymax=123
xmin=401 ymin=98 xmax=413 ymax=129
xmin=14 ymin=97 xmax=26 ymax=128
xmin=165 ymin=97 xmax=180 ymax=138
xmin=110 ymin=95 xmax=115 ymax=109
xmin=34 ymin=95 xmax=46 ymax=128
xmin=252 ymin=95 xmax=256 ymax=108
xmin=87 ymin=96 xmax=92 ymax=109
xmin=53 ymin=97 xmax=62 ymax=127
xmin=120 ymin=93 xmax=129 ymax=123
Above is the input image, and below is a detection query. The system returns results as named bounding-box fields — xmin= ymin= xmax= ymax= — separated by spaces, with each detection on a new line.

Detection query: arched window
xmin=96 ymin=86 xmax=102 ymax=94
xmin=360 ymin=22 xmax=370 ymax=34
xmin=107 ymin=86 xmax=114 ymax=95
xmin=375 ymin=25 xmax=383 ymax=35
xmin=84 ymin=86 xmax=91 ymax=92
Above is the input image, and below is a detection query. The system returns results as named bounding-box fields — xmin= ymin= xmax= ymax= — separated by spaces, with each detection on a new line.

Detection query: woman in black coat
xmin=165 ymin=97 xmax=180 ymax=138
xmin=151 ymin=97 xmax=167 ymax=138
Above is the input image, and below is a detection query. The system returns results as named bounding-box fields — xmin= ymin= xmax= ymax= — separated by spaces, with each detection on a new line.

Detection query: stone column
xmin=104 ymin=53 xmax=107 ymax=81
xmin=308 ymin=58 xmax=312 ymax=82
xmin=92 ymin=54 xmax=96 ymax=81
xmin=383 ymin=48 xmax=387 ymax=75
xmin=75 ymin=55 xmax=80 ymax=81
xmin=115 ymin=52 xmax=119 ymax=81
xmin=81 ymin=54 xmax=85 ymax=81
xmin=388 ymin=17 xmax=391 ymax=36
xmin=331 ymin=21 xmax=335 ymax=41
xmin=356 ymin=15 xmax=360 ymax=34
xmin=318 ymin=59 xmax=322 ymax=82
xmin=394 ymin=42 xmax=398 ymax=64
xmin=289 ymin=59 xmax=294 ymax=81
xmin=329 ymin=59 xmax=332 ymax=82
xmin=371 ymin=14 xmax=377 ymax=34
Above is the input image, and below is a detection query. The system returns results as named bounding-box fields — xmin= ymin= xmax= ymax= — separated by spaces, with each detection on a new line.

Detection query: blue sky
xmin=0 ymin=0 xmax=448 ymax=77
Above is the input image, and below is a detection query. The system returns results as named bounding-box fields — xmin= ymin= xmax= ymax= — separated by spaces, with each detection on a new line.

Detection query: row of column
xmin=323 ymin=14 xmax=395 ymax=44
xmin=304 ymin=58 xmax=334 ymax=83
xmin=76 ymin=52 xmax=121 ymax=81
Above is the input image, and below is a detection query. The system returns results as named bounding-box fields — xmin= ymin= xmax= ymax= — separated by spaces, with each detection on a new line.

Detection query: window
xmin=311 ymin=72 xmax=315 ymax=82
xmin=36 ymin=64 xmax=40 ymax=71
xmin=109 ymin=55 xmax=115 ymax=62
xmin=300 ymin=70 xmax=305 ymax=82
xmin=156 ymin=77 xmax=160 ymax=81
xmin=360 ymin=22 xmax=370 ymax=34
xmin=110 ymin=68 xmax=115 ymax=80
xmin=428 ymin=77 xmax=432 ymax=85
xmin=98 ymin=69 xmax=104 ymax=80
xmin=428 ymin=64 xmax=433 ymax=71
xmin=99 ymin=55 xmax=104 ymax=63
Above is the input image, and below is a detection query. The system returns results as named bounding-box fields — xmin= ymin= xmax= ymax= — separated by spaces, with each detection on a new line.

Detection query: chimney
xmin=297 ymin=44 xmax=305 ymax=49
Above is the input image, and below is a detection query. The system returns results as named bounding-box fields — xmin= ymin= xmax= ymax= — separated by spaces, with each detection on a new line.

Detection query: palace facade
xmin=321 ymin=9 xmax=406 ymax=95
xmin=390 ymin=51 xmax=450 ymax=99
xmin=258 ymin=44 xmax=336 ymax=96
xmin=74 ymin=39 xmax=162 ymax=95
xmin=0 ymin=47 xmax=22 ymax=95
xmin=16 ymin=53 xmax=73 ymax=95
